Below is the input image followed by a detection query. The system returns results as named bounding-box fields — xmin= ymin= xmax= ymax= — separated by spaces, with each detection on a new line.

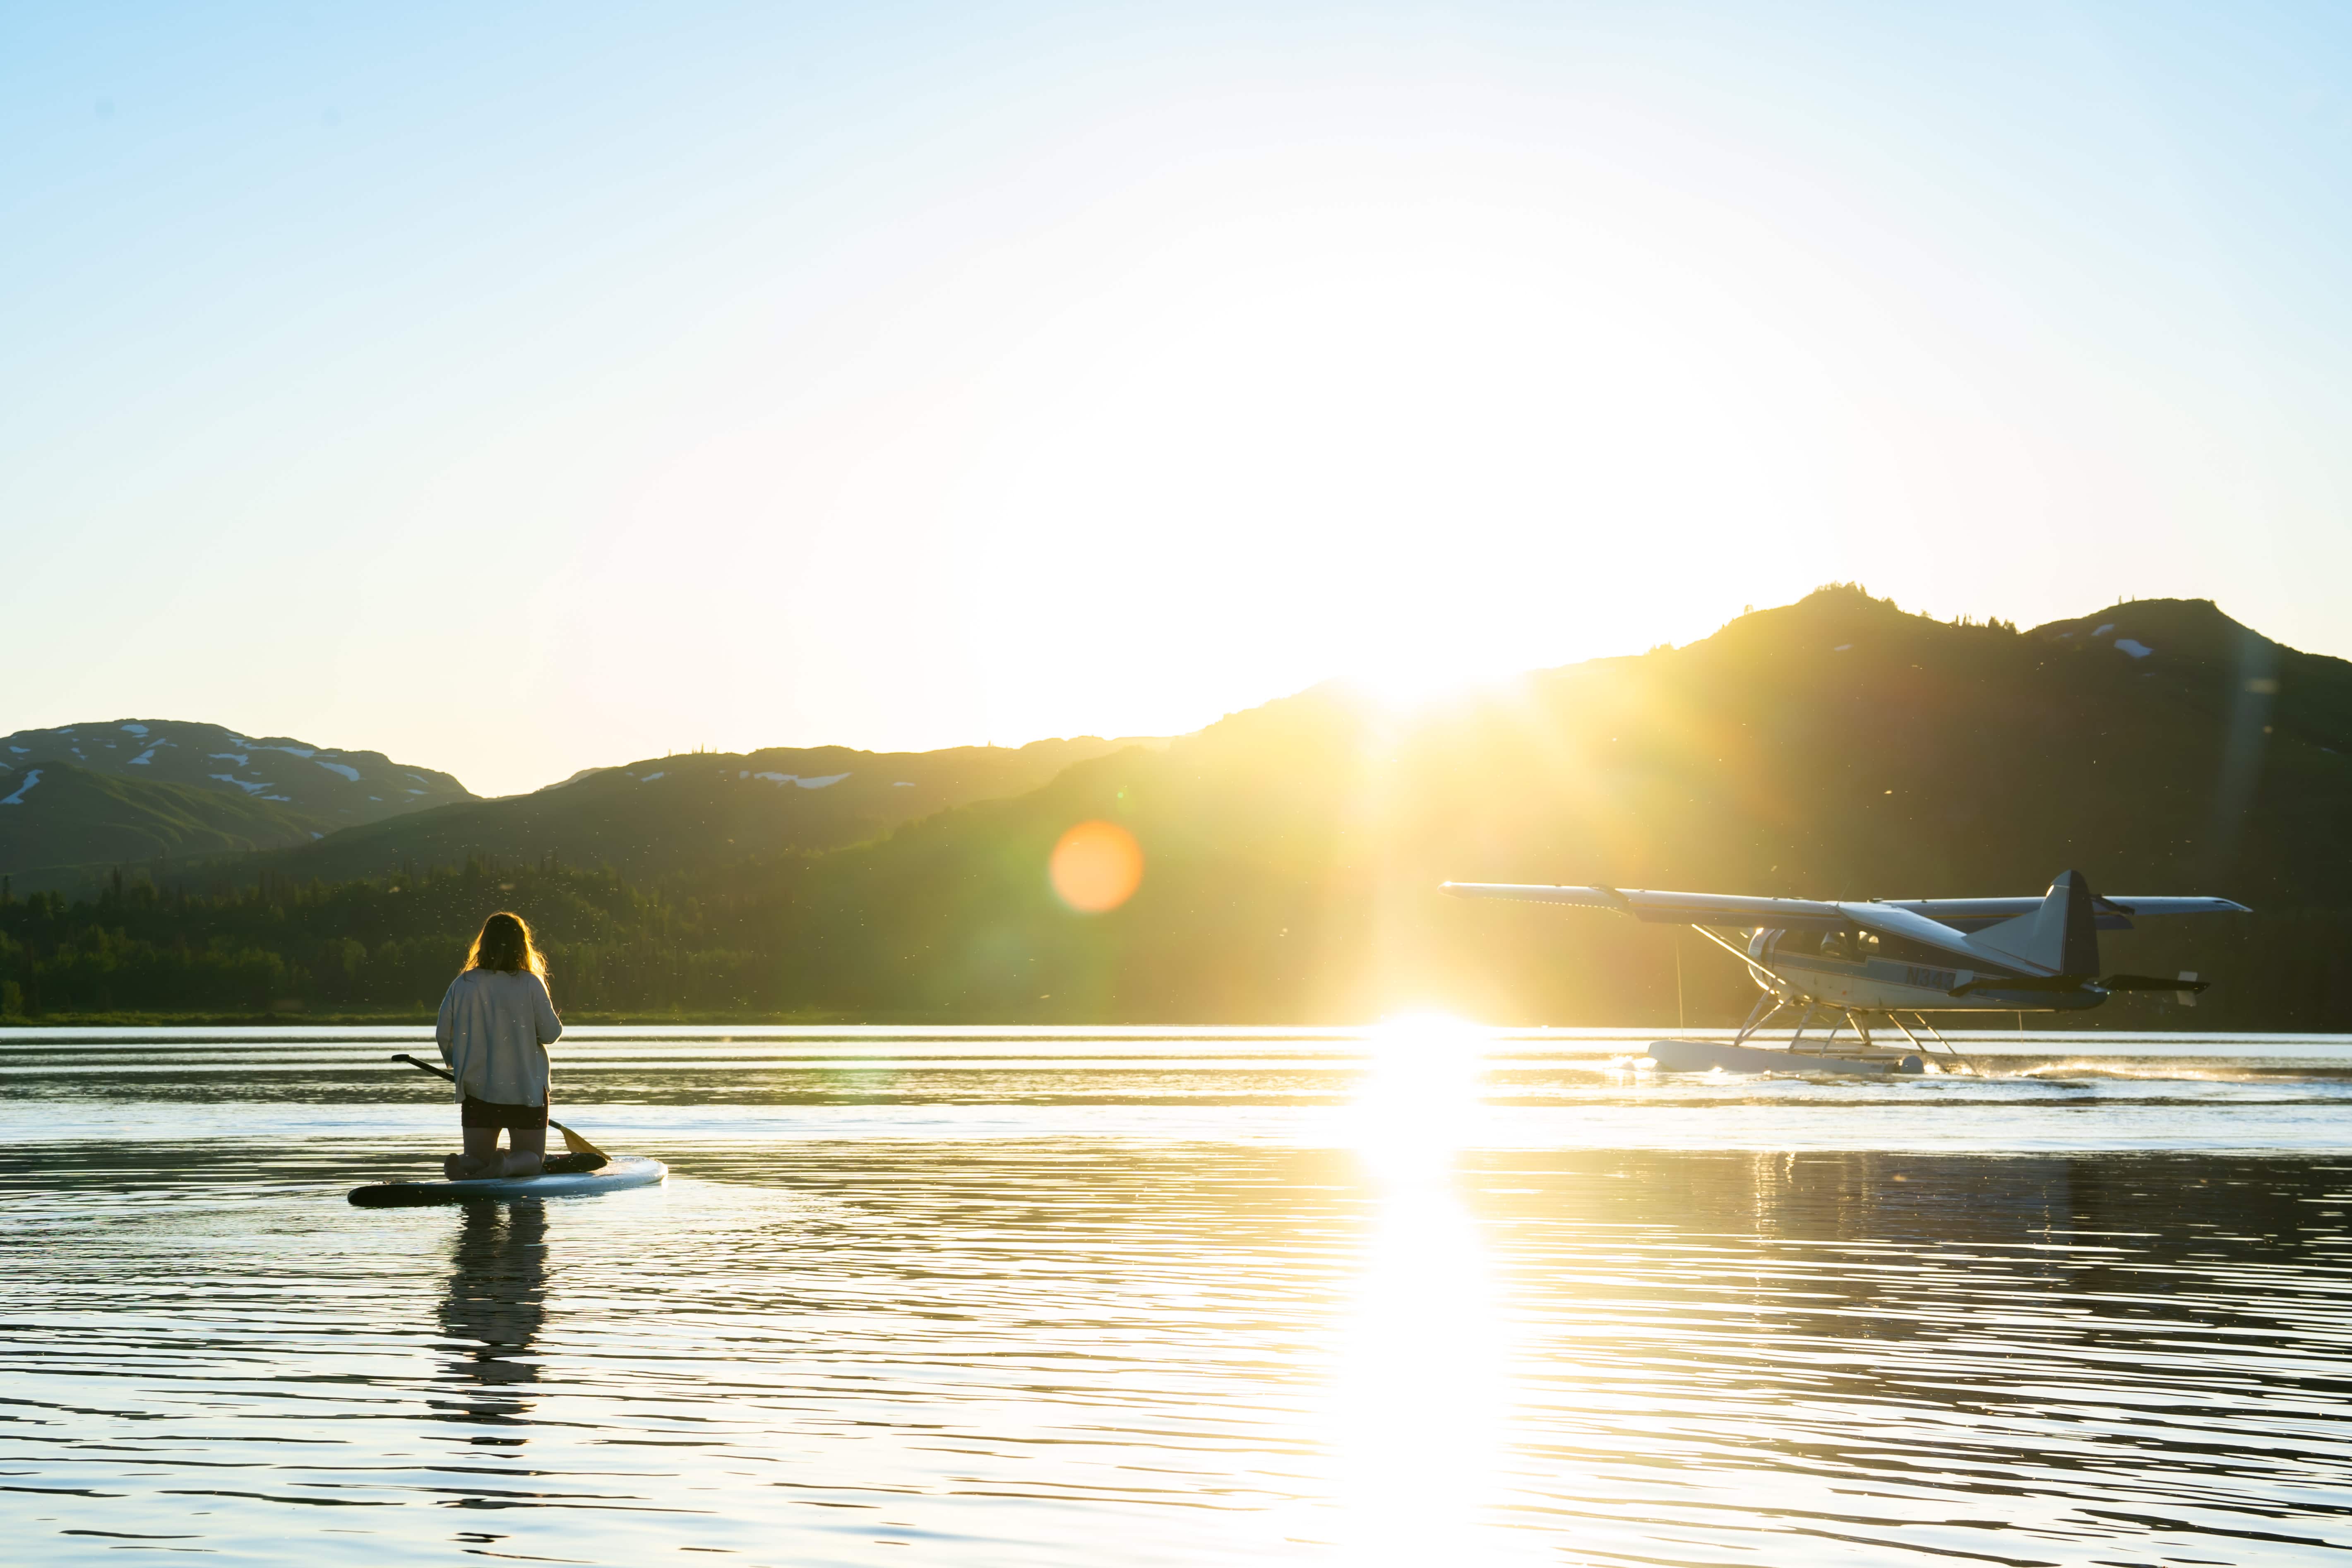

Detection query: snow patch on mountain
xmin=1 ymin=720 xmax=473 ymax=836
xmin=0 ymin=769 xmax=41 ymax=806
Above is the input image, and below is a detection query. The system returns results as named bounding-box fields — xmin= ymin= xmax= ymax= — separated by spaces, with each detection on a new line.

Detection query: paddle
xmin=392 ymin=1052 xmax=608 ymax=1161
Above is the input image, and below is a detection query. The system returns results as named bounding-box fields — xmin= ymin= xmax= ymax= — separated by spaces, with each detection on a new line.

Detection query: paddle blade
xmin=552 ymin=1119 xmax=607 ymax=1160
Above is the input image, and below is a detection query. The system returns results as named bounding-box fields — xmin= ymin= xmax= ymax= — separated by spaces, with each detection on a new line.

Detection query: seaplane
xmin=1441 ymin=870 xmax=2249 ymax=1075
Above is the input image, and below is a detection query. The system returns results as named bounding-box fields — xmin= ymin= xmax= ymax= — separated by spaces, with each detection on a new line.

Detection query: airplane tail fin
xmin=1972 ymin=870 xmax=2100 ymax=975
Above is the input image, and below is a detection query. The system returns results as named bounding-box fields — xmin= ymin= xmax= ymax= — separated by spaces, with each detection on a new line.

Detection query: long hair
xmin=464 ymin=910 xmax=548 ymax=979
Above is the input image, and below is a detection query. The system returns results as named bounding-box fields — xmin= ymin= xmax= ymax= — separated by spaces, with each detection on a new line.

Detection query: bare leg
xmin=446 ymin=1125 xmax=504 ymax=1180
xmin=499 ymin=1124 xmax=547 ymax=1178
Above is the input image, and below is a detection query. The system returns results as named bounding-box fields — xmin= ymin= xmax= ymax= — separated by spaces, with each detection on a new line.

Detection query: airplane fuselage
xmin=1747 ymin=928 xmax=2104 ymax=1013
xmin=1437 ymin=875 xmax=2243 ymax=1032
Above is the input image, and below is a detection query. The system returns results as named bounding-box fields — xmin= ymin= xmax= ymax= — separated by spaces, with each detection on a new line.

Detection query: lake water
xmin=4 ymin=1025 xmax=2350 ymax=1566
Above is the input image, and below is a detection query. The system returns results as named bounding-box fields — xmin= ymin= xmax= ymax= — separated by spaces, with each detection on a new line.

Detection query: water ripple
xmin=1 ymin=1029 xmax=2347 ymax=1564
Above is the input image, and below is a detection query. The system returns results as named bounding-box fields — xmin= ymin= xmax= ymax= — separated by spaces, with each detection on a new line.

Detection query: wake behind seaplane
xmin=1441 ymin=871 xmax=2249 ymax=1075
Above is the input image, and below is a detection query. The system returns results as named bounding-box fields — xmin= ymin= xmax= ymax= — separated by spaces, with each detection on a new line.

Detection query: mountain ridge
xmin=230 ymin=735 xmax=1163 ymax=885
xmin=6 ymin=588 xmax=2346 ymax=1027
xmin=1 ymin=718 xmax=472 ymax=821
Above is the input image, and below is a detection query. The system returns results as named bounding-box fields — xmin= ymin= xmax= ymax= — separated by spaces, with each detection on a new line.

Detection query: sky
xmin=4 ymin=1 xmax=2349 ymax=796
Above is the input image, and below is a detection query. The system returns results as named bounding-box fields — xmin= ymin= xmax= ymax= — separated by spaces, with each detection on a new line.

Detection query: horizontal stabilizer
xmin=1947 ymin=975 xmax=2086 ymax=997
xmin=1947 ymin=972 xmax=2210 ymax=998
xmin=1887 ymin=894 xmax=2249 ymax=924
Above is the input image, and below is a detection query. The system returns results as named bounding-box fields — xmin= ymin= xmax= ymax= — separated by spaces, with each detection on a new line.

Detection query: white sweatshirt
xmin=434 ymin=968 xmax=563 ymax=1105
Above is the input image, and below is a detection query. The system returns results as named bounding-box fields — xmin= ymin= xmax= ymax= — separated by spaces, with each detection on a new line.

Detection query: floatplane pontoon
xmin=1442 ymin=871 xmax=2248 ymax=1075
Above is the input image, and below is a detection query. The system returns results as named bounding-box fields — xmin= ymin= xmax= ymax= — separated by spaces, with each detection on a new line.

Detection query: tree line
xmin=2 ymin=841 xmax=2346 ymax=1028
xmin=0 ymin=857 xmax=775 ymax=1018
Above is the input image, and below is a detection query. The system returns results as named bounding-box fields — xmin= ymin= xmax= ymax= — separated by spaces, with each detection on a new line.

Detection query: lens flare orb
xmin=1048 ymin=819 xmax=1144 ymax=913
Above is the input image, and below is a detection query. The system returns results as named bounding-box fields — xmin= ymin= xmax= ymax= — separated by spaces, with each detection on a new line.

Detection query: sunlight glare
xmin=1347 ymin=1013 xmax=1492 ymax=1184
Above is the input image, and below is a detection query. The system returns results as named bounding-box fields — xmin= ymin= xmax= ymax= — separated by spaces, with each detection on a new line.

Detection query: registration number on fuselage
xmin=1902 ymin=964 xmax=1958 ymax=990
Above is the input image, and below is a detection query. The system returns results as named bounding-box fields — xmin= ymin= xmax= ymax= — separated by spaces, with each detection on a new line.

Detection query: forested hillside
xmin=0 ymin=862 xmax=675 ymax=1017
xmin=7 ymin=588 xmax=2346 ymax=1027
xmin=0 ymin=763 xmax=332 ymax=886
xmin=231 ymin=737 xmax=1151 ymax=885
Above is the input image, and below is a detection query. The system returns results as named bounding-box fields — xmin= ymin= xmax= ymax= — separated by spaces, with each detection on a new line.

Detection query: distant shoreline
xmin=0 ymin=1011 xmax=2311 ymax=1034
xmin=0 ymin=1008 xmax=872 ymax=1028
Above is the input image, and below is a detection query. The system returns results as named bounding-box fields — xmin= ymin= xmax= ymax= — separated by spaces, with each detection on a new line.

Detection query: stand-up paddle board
xmin=348 ymin=1154 xmax=667 ymax=1208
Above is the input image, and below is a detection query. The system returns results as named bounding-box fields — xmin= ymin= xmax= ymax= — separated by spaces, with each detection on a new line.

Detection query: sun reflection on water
xmin=1329 ymin=1015 xmax=1522 ymax=1564
xmin=1344 ymin=1013 xmax=1492 ymax=1184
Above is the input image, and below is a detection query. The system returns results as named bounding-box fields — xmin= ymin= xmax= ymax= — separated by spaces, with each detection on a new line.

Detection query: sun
xmin=1338 ymin=655 xmax=1507 ymax=714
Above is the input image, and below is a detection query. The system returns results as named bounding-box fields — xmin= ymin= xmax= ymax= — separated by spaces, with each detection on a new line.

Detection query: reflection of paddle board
xmin=1646 ymin=1038 xmax=1923 ymax=1076
xmin=348 ymin=1154 xmax=667 ymax=1208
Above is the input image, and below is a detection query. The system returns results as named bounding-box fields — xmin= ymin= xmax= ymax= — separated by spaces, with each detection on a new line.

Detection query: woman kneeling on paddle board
xmin=437 ymin=911 xmax=563 ymax=1180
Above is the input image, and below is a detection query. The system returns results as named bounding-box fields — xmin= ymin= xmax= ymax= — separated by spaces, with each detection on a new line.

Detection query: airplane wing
xmin=1443 ymin=882 xmax=2049 ymax=970
xmin=1446 ymin=878 xmax=2252 ymax=985
xmin=1439 ymin=884 xmax=1850 ymax=928
xmin=2094 ymin=896 xmax=2253 ymax=915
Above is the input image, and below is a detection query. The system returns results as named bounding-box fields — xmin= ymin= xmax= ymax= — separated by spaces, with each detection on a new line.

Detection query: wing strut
xmin=1686 ymin=923 xmax=1785 ymax=995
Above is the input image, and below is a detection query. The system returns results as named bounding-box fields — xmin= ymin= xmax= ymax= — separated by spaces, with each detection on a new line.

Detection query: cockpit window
xmin=1804 ymin=929 xmax=1882 ymax=961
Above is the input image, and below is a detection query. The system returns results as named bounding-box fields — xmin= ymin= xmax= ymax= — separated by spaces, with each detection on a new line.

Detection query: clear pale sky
xmin=5 ymin=2 xmax=2348 ymax=795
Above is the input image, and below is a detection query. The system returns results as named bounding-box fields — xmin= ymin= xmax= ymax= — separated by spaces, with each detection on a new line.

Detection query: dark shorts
xmin=461 ymin=1095 xmax=548 ymax=1131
